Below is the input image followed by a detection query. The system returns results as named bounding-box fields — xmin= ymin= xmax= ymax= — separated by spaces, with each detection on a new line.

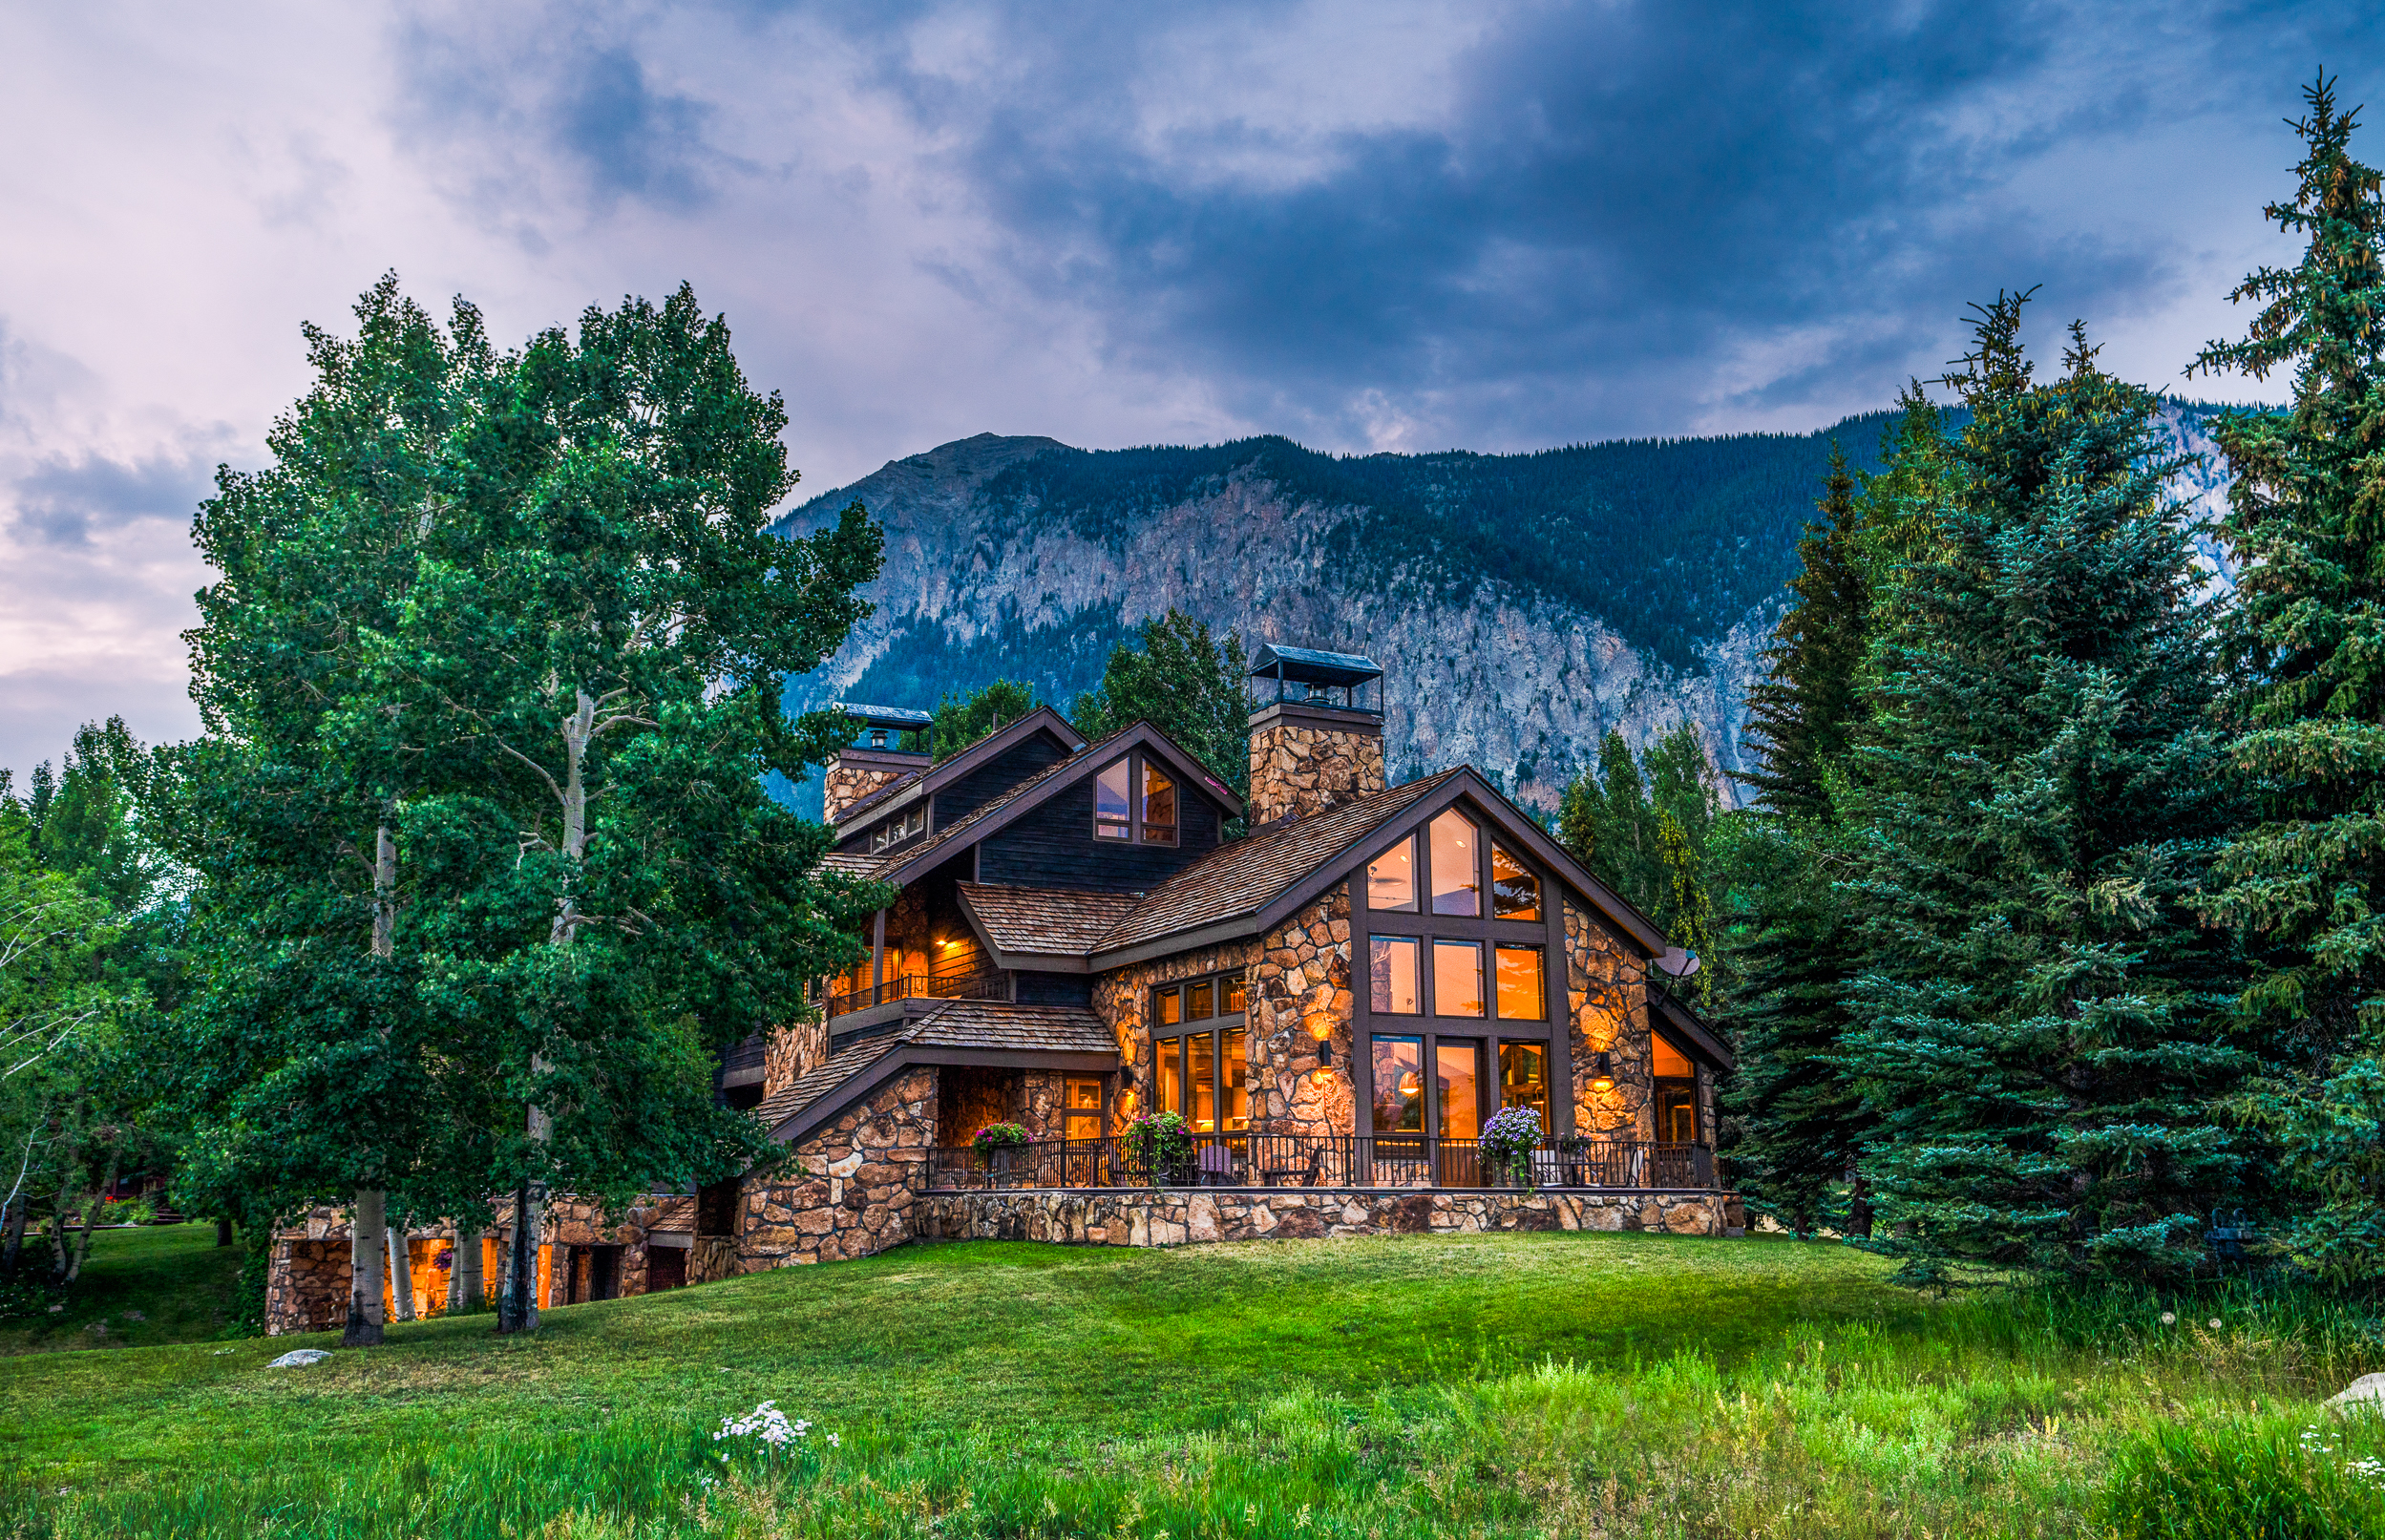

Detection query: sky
xmin=1 ymin=1 xmax=2377 ymax=782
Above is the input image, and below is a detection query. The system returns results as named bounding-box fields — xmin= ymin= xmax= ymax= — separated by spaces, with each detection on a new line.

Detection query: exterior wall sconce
xmin=1308 ymin=1017 xmax=1335 ymax=1083
xmin=1587 ymin=1051 xmax=1615 ymax=1093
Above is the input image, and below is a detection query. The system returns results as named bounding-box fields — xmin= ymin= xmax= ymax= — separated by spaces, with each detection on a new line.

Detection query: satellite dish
xmin=1656 ymin=947 xmax=1702 ymax=979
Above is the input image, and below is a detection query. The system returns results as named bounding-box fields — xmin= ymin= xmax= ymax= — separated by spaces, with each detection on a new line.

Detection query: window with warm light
xmin=1432 ymin=939 xmax=1484 ymax=1017
xmin=1150 ymin=972 xmax=1249 ymax=1131
xmin=1429 ymin=812 xmax=1481 ymax=916
xmin=1494 ymin=945 xmax=1545 ymax=1020
xmin=1366 ymin=836 xmax=1418 ymax=912
xmin=1372 ymin=1036 xmax=1425 ymax=1135
xmin=1141 ymin=761 xmax=1177 ymax=845
xmin=1654 ymin=1030 xmax=1699 ymax=1142
xmin=1490 ymin=844 xmax=1540 ymax=920
xmin=1499 ymin=1041 xmax=1550 ymax=1126
xmin=1063 ymin=1077 xmax=1104 ymax=1140
xmin=1370 ymin=936 xmax=1421 ymax=1013
xmin=1436 ymin=1043 xmax=1481 ymax=1138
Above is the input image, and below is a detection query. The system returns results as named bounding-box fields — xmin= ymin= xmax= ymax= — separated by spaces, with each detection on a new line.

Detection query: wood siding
xmin=975 ymin=777 xmax=1224 ymax=893
xmin=934 ymin=735 xmax=1071 ymax=830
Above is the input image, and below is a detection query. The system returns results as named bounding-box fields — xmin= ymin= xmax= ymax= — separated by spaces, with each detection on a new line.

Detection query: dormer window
xmin=868 ymin=805 xmax=926 ymax=853
xmin=1092 ymin=752 xmax=1178 ymax=846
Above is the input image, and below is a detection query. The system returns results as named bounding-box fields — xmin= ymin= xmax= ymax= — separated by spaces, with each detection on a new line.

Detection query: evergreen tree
xmin=2190 ymin=78 xmax=2385 ymax=1281
xmin=1837 ymin=295 xmax=2245 ymax=1285
xmin=1742 ymin=445 xmax=1869 ymax=823
xmin=1559 ymin=725 xmax=1720 ymax=996
xmin=1071 ymin=608 xmax=1251 ymax=803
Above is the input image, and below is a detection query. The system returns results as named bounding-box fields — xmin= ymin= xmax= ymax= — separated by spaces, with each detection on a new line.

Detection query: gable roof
xmin=859 ymin=718 xmax=1242 ymax=888
xmin=830 ymin=705 xmax=1087 ymax=842
xmin=1085 ymin=765 xmax=1671 ymax=968
xmin=958 ymin=883 xmax=1144 ymax=965
xmin=753 ymin=999 xmax=1118 ymax=1144
xmin=1652 ymin=988 xmax=1735 ymax=1072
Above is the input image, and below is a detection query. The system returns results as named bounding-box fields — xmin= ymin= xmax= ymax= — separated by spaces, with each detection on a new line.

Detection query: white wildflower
xmin=2208 ymin=1318 xmax=2223 ymax=1331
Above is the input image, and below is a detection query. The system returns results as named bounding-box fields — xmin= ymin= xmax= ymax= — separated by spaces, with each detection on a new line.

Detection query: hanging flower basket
xmin=972 ymin=1123 xmax=1034 ymax=1171
xmin=1479 ymin=1106 xmax=1544 ymax=1188
xmin=1121 ymin=1110 xmax=1192 ymax=1186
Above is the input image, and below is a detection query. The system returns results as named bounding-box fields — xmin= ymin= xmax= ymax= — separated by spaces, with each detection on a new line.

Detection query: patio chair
xmin=1259 ymin=1144 xmax=1326 ymax=1188
xmin=1196 ymin=1143 xmax=1235 ymax=1185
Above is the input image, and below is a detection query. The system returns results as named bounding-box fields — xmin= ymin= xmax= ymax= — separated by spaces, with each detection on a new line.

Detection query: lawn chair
xmin=1260 ymin=1143 xmax=1326 ymax=1188
xmin=1196 ymin=1143 xmax=1235 ymax=1185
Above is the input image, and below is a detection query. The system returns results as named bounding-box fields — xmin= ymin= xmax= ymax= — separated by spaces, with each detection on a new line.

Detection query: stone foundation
xmin=916 ymin=1185 xmax=1727 ymax=1245
xmin=735 ymin=1065 xmax=937 ymax=1270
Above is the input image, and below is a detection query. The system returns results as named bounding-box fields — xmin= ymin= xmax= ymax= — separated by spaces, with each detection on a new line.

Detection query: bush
xmin=2100 ymin=1415 xmax=2385 ymax=1539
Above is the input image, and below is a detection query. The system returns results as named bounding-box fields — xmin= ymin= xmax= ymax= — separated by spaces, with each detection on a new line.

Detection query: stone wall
xmin=1565 ymin=897 xmax=1654 ymax=1139
xmin=917 ymin=1185 xmax=1725 ymax=1245
xmin=736 ymin=1065 xmax=938 ymax=1270
xmin=823 ymin=761 xmax=909 ymax=824
xmin=1248 ymin=885 xmax=1355 ymax=1137
xmin=764 ymin=1019 xmax=829 ymax=1098
xmin=1247 ymin=715 xmax=1387 ymax=828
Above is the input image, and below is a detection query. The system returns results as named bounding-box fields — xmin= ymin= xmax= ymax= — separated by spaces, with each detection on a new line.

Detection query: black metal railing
xmin=826 ymin=970 xmax=1010 ymax=1019
xmin=918 ymin=1134 xmax=1715 ymax=1192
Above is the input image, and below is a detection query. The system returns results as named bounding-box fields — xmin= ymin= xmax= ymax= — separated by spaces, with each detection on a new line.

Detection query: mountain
xmin=771 ymin=403 xmax=2245 ymax=819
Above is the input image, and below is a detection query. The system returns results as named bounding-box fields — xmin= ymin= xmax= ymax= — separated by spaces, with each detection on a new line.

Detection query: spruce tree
xmin=1837 ymin=296 xmax=2245 ymax=1285
xmin=2191 ymin=78 xmax=2385 ymax=1280
xmin=1741 ymin=445 xmax=1868 ymax=823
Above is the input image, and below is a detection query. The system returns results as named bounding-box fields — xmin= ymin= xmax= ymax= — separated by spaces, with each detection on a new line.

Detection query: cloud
xmin=9 ymin=450 xmax=216 ymax=548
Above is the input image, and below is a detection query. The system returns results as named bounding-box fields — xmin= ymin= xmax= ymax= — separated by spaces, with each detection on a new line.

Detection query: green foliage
xmin=1741 ymin=445 xmax=1870 ymax=823
xmin=2100 ymin=1416 xmax=2385 ymax=1539
xmin=1836 ymin=295 xmax=2247 ymax=1286
xmin=1557 ymin=726 xmax=1718 ymax=999
xmin=1070 ymin=607 xmax=1251 ymax=801
xmin=930 ymin=678 xmax=1038 ymax=762
xmin=2189 ymin=79 xmax=2385 ymax=1282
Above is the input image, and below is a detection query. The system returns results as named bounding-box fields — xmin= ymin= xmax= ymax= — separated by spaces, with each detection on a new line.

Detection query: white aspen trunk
xmin=450 ymin=1227 xmax=484 ymax=1313
xmin=345 ymin=818 xmax=400 ymax=1348
xmin=343 ymin=1188 xmax=388 ymax=1346
xmin=386 ymin=1225 xmax=416 ymax=1321
xmin=505 ymin=690 xmax=594 ymax=1333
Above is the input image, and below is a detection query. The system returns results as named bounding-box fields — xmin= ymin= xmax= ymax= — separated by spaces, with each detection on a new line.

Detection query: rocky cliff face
xmin=777 ymin=406 xmax=2240 ymax=818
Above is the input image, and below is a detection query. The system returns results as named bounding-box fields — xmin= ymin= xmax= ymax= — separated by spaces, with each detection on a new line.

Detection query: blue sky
xmin=0 ymin=1 xmax=2375 ymax=777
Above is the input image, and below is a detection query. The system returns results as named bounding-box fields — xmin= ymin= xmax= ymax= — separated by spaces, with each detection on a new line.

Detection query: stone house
xmin=263 ymin=647 xmax=1732 ymax=1333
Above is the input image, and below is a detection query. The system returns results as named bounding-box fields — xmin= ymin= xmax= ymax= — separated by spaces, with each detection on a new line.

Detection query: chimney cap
xmin=1248 ymin=644 xmax=1382 ymax=689
xmin=834 ymin=702 xmax=935 ymax=730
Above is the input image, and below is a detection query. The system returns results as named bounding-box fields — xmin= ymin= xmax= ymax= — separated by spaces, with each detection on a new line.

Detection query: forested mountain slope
xmin=773 ymin=403 xmax=2241 ymax=815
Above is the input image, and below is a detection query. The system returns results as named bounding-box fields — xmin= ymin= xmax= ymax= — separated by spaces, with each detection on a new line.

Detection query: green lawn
xmin=0 ymin=1223 xmax=245 ymax=1356
xmin=6 ymin=1230 xmax=2382 ymax=1538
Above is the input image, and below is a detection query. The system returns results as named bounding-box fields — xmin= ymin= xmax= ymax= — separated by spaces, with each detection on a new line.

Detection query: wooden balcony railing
xmin=917 ymin=1133 xmax=1717 ymax=1192
xmin=826 ymin=969 xmax=1010 ymax=1020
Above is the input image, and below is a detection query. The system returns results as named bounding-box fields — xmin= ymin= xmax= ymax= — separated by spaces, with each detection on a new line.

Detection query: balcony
xmin=826 ymin=969 xmax=1010 ymax=1022
xmin=917 ymin=1133 xmax=1718 ymax=1193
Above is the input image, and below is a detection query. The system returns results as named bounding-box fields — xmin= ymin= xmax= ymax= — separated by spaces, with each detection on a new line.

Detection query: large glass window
xmin=1156 ymin=986 xmax=1182 ymax=1026
xmin=1155 ymin=1038 xmax=1182 ymax=1117
xmin=1366 ymin=836 xmax=1418 ymax=912
xmin=1653 ymin=1032 xmax=1693 ymax=1078
xmin=1188 ymin=980 xmax=1214 ymax=1019
xmin=1095 ymin=759 xmax=1132 ymax=840
xmin=1063 ymin=1077 xmax=1104 ymax=1140
xmin=1494 ymin=945 xmax=1545 ymax=1020
xmin=1189 ymin=1032 xmax=1217 ymax=1130
xmin=1654 ymin=1030 xmax=1698 ymax=1143
xmin=1499 ymin=1042 xmax=1550 ymax=1128
xmin=1490 ymin=844 xmax=1540 ymax=920
xmin=1373 ymin=1036 xmax=1425 ymax=1134
xmin=1432 ymin=939 xmax=1485 ymax=1017
xmin=1370 ymin=936 xmax=1421 ymax=1014
xmin=1141 ymin=761 xmax=1177 ymax=845
xmin=1436 ymin=1043 xmax=1481 ymax=1138
xmin=1221 ymin=1028 xmax=1248 ymax=1130
xmin=1224 ymin=973 xmax=1247 ymax=1012
xmin=1429 ymin=811 xmax=1481 ymax=916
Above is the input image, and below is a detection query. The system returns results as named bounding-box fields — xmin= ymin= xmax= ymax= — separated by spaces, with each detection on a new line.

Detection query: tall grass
xmin=19 ymin=1276 xmax=2385 ymax=1539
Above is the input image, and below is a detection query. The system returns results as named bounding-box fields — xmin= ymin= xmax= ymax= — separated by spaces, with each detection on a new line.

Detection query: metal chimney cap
xmin=1248 ymin=644 xmax=1382 ymax=688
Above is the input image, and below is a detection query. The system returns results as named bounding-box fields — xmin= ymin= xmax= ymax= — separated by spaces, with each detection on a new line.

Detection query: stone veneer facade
xmin=734 ymin=1065 xmax=937 ymax=1269
xmin=917 ymin=1186 xmax=1728 ymax=1245
xmin=822 ymin=748 xmax=927 ymax=825
xmin=1246 ymin=705 xmax=1387 ymax=828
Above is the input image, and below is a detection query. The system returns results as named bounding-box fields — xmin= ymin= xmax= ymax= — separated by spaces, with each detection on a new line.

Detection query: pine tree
xmin=2191 ymin=77 xmax=2385 ymax=1281
xmin=1837 ymin=295 xmax=2246 ymax=1285
xmin=1741 ymin=445 xmax=1868 ymax=823
xmin=1559 ymin=725 xmax=1720 ymax=981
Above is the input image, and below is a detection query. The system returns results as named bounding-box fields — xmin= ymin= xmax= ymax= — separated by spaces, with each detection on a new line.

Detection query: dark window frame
xmin=1149 ymin=970 xmax=1250 ymax=1132
xmin=1091 ymin=749 xmax=1181 ymax=847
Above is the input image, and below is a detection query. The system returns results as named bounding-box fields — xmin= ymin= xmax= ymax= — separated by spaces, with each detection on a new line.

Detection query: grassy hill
xmin=8 ymin=1229 xmax=2385 ymax=1537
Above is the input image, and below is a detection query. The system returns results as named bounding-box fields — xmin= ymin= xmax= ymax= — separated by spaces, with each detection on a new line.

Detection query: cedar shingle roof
xmin=817 ymin=848 xmax=880 ymax=879
xmin=959 ymin=883 xmax=1143 ymax=956
xmin=750 ymin=1000 xmax=1118 ymax=1140
xmin=908 ymin=999 xmax=1114 ymax=1055
xmin=1093 ymin=770 xmax=1463 ymax=953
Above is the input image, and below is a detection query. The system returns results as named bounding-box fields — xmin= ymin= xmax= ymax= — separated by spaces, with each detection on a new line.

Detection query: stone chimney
xmin=1246 ymin=645 xmax=1387 ymax=828
xmin=823 ymin=704 xmax=933 ymax=825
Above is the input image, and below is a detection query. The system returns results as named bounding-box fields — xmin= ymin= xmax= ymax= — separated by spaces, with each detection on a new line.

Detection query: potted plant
xmin=1120 ymin=1110 xmax=1192 ymax=1187
xmin=1479 ymin=1106 xmax=1544 ymax=1189
xmin=972 ymin=1123 xmax=1034 ymax=1177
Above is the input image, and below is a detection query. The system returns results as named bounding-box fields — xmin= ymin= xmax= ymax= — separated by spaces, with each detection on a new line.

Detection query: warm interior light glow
xmin=1398 ymin=1071 xmax=1423 ymax=1099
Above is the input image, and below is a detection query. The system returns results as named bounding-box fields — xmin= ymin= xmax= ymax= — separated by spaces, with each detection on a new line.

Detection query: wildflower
xmin=2160 ymin=1312 xmax=2176 ymax=1326
xmin=828 ymin=1433 xmax=840 ymax=1448
xmin=2208 ymin=1318 xmax=2222 ymax=1331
